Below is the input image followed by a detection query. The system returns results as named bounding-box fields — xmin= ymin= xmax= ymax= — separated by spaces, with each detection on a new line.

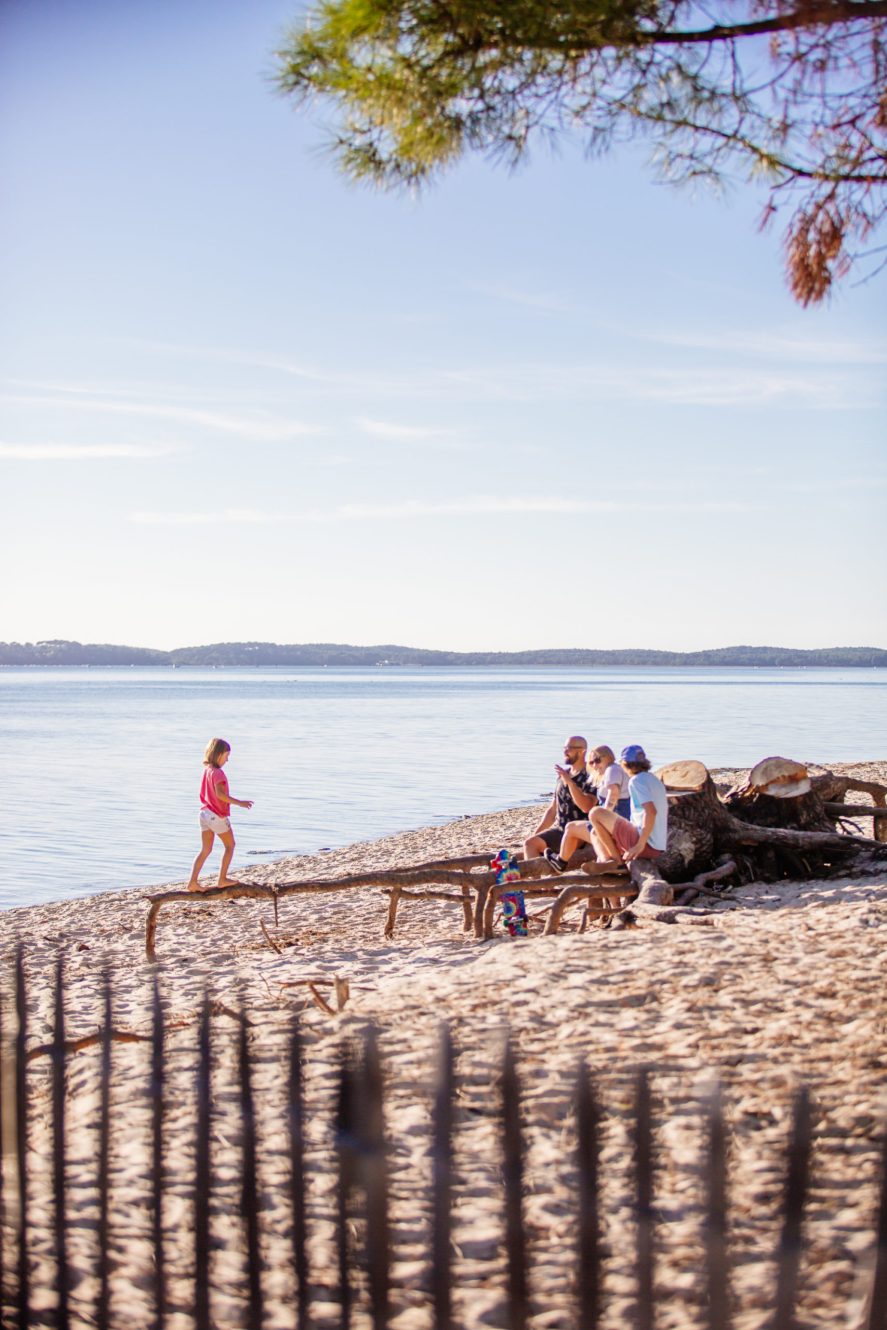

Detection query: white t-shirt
xmin=628 ymin=771 xmax=669 ymax=851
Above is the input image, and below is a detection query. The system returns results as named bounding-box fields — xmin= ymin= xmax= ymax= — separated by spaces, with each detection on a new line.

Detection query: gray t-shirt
xmin=600 ymin=762 xmax=630 ymax=803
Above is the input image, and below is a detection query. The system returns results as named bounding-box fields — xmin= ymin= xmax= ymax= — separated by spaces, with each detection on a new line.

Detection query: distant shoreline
xmin=3 ymin=640 xmax=887 ymax=668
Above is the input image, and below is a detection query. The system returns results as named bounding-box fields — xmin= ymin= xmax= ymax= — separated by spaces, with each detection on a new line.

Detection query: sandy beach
xmin=2 ymin=760 xmax=886 ymax=1330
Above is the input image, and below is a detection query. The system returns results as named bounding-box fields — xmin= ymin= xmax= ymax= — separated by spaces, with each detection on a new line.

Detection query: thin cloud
xmin=59 ymin=343 xmax=880 ymax=410
xmin=132 ymin=509 xmax=272 ymax=525
xmin=0 ymin=442 xmax=171 ymax=460
xmin=286 ymin=360 xmax=874 ymax=409
xmin=1 ymin=391 xmax=322 ymax=441
xmin=465 ymin=281 xmax=573 ymax=315
xmin=639 ymin=328 xmax=887 ymax=366
xmin=356 ymin=418 xmax=460 ymax=442
xmin=131 ymin=495 xmax=756 ymax=525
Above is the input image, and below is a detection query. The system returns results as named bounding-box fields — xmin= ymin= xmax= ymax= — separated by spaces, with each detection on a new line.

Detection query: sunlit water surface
xmin=2 ymin=666 xmax=884 ymax=908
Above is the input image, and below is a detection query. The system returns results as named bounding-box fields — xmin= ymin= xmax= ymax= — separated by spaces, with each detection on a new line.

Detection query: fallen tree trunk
xmin=145 ymin=850 xmax=630 ymax=956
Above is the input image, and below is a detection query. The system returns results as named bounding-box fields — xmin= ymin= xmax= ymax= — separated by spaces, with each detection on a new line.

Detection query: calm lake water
xmin=2 ymin=666 xmax=884 ymax=910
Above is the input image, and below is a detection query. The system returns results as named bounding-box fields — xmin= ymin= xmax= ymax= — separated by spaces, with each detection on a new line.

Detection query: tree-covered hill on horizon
xmin=2 ymin=640 xmax=886 ymax=668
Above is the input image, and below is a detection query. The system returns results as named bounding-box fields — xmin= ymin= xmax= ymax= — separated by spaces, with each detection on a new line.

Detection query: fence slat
xmin=431 ymin=1025 xmax=454 ymax=1330
xmin=239 ymin=1006 xmax=263 ymax=1330
xmin=336 ymin=1049 xmax=358 ymax=1330
xmin=14 ymin=945 xmax=28 ymax=1330
xmin=150 ymin=973 xmax=166 ymax=1330
xmin=864 ymin=1112 xmax=887 ymax=1330
xmin=634 ymin=1068 xmax=654 ymax=1330
xmin=703 ymin=1084 xmax=730 ymax=1330
xmin=52 ymin=952 xmax=70 ymax=1330
xmin=289 ymin=1015 xmax=310 ymax=1330
xmin=96 ymin=974 xmax=112 ymax=1330
xmin=0 ymin=966 xmax=6 ymax=1316
xmin=194 ymin=994 xmax=211 ymax=1330
xmin=502 ymin=1037 xmax=528 ymax=1330
xmin=361 ymin=1027 xmax=389 ymax=1330
xmin=772 ymin=1086 xmax=811 ymax=1330
xmin=576 ymin=1062 xmax=600 ymax=1330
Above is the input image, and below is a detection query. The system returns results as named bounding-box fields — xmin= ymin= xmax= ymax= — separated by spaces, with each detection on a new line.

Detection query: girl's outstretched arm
xmin=213 ymin=772 xmax=253 ymax=810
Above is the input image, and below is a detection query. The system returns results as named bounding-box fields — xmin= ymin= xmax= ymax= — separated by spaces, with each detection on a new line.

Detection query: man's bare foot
xmin=187 ymin=881 xmax=208 ymax=892
xmin=217 ymin=878 xmax=242 ymax=889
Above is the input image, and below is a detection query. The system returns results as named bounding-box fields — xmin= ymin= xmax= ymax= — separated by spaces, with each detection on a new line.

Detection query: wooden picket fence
xmin=1 ymin=944 xmax=886 ymax=1330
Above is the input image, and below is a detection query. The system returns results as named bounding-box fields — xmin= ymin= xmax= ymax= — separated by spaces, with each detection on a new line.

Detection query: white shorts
xmin=199 ymin=807 xmax=231 ymax=836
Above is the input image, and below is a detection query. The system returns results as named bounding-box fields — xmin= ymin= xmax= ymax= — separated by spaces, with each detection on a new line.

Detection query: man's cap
xmin=621 ymin=744 xmax=647 ymax=763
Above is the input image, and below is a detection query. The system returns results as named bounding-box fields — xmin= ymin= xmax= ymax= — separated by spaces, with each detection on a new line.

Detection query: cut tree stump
xmin=614 ymin=757 xmax=887 ymax=926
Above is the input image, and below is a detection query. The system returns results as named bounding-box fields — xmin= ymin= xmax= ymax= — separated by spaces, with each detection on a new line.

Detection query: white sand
xmin=2 ymin=760 xmax=886 ymax=1330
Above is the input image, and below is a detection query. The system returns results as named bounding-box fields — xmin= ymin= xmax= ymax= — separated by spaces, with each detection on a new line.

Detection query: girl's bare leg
xmin=188 ymin=830 xmax=215 ymax=890
xmin=217 ymin=830 xmax=239 ymax=887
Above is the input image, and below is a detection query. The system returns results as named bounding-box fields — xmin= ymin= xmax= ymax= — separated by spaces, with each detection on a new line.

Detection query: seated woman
xmin=542 ymin=743 xmax=632 ymax=871
xmin=590 ymin=745 xmax=631 ymax=819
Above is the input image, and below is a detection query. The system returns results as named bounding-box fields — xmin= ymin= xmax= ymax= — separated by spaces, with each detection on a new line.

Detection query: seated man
xmin=524 ymin=735 xmax=597 ymax=864
xmin=545 ymin=744 xmax=668 ymax=871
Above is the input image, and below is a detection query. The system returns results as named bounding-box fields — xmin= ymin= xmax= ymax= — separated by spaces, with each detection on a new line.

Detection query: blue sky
xmin=2 ymin=0 xmax=885 ymax=652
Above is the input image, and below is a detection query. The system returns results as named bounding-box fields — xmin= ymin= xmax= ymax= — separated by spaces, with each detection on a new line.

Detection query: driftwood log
xmin=144 ymin=760 xmax=887 ymax=956
xmin=144 ymin=853 xmax=639 ymax=959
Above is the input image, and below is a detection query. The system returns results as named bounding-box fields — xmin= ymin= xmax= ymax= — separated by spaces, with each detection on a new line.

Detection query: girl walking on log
xmin=187 ymin=737 xmax=253 ymax=891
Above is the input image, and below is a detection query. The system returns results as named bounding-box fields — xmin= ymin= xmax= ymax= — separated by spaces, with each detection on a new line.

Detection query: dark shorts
xmin=535 ymin=827 xmax=563 ymax=852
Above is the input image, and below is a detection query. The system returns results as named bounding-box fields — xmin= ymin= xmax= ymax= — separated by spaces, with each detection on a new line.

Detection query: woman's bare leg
xmin=559 ymin=821 xmax=592 ymax=864
xmin=217 ymin=830 xmax=239 ymax=887
xmin=188 ymin=830 xmax=215 ymax=890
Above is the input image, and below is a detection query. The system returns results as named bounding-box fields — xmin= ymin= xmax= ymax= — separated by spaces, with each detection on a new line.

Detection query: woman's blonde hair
xmin=203 ymin=737 xmax=231 ymax=768
xmin=589 ymin=744 xmax=616 ymax=771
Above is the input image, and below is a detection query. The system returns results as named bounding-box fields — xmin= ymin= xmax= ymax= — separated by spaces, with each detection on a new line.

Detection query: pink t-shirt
xmin=200 ymin=765 xmax=229 ymax=817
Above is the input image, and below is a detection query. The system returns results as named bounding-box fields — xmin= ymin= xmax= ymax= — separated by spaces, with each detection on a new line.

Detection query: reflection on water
xmin=2 ymin=666 xmax=883 ymax=908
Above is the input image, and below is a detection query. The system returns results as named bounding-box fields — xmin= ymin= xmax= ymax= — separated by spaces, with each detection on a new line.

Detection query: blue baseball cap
xmin=621 ymin=744 xmax=647 ymax=763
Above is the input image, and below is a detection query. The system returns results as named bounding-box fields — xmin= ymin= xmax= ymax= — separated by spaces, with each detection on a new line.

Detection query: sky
xmin=1 ymin=0 xmax=885 ymax=654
